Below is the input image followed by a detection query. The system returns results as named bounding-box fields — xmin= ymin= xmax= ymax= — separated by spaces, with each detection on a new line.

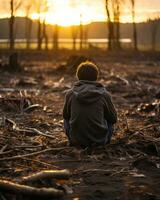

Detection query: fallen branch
xmin=14 ymin=145 xmax=43 ymax=149
xmin=21 ymin=157 xmax=56 ymax=167
xmin=124 ymin=114 xmax=129 ymax=131
xmin=5 ymin=118 xmax=17 ymax=130
xmin=0 ymin=150 xmax=13 ymax=156
xmin=11 ymin=126 xmax=55 ymax=140
xmin=138 ymin=123 xmax=160 ymax=131
xmin=23 ymin=104 xmax=41 ymax=112
xmin=76 ymin=169 xmax=112 ymax=174
xmin=0 ymin=145 xmax=8 ymax=153
xmin=26 ymin=128 xmax=55 ymax=139
xmin=0 ymin=147 xmax=71 ymax=162
xmin=0 ymin=193 xmax=7 ymax=200
xmin=0 ymin=180 xmax=64 ymax=198
xmin=21 ymin=170 xmax=70 ymax=184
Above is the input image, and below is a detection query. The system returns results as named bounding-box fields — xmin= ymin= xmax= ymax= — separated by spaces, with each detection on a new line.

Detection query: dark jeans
xmin=64 ymin=119 xmax=113 ymax=146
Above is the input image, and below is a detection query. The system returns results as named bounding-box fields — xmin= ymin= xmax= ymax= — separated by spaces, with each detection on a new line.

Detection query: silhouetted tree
xmin=105 ymin=0 xmax=122 ymax=50
xmin=42 ymin=0 xmax=49 ymax=50
xmin=53 ymin=24 xmax=59 ymax=51
xmin=105 ymin=0 xmax=114 ymax=50
xmin=149 ymin=18 xmax=160 ymax=51
xmin=113 ymin=0 xmax=121 ymax=49
xmin=35 ymin=0 xmax=48 ymax=50
xmin=43 ymin=19 xmax=49 ymax=50
xmin=131 ymin=0 xmax=138 ymax=50
xmin=71 ymin=25 xmax=78 ymax=50
xmin=9 ymin=0 xmax=22 ymax=50
xmin=79 ymin=14 xmax=83 ymax=50
xmin=83 ymin=24 xmax=89 ymax=49
xmin=37 ymin=2 xmax=42 ymax=50
xmin=24 ymin=1 xmax=33 ymax=49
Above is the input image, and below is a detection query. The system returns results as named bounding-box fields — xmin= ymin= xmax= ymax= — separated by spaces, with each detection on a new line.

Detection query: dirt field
xmin=0 ymin=51 xmax=160 ymax=200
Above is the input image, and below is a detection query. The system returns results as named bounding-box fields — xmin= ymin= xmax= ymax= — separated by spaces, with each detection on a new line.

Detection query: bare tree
xmin=105 ymin=0 xmax=114 ymax=50
xmin=83 ymin=24 xmax=89 ymax=49
xmin=34 ymin=0 xmax=48 ymax=50
xmin=24 ymin=1 xmax=33 ymax=49
xmin=53 ymin=24 xmax=59 ymax=51
xmin=37 ymin=1 xmax=42 ymax=50
xmin=113 ymin=0 xmax=121 ymax=49
xmin=105 ymin=0 xmax=122 ymax=50
xmin=9 ymin=0 xmax=22 ymax=50
xmin=149 ymin=18 xmax=160 ymax=51
xmin=42 ymin=0 xmax=49 ymax=50
xmin=131 ymin=0 xmax=138 ymax=50
xmin=71 ymin=25 xmax=78 ymax=50
xmin=79 ymin=14 xmax=83 ymax=50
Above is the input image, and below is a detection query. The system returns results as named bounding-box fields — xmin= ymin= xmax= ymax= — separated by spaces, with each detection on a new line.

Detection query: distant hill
xmin=0 ymin=17 xmax=160 ymax=48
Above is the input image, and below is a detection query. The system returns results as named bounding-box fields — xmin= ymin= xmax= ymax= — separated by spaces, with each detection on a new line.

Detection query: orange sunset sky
xmin=0 ymin=0 xmax=160 ymax=26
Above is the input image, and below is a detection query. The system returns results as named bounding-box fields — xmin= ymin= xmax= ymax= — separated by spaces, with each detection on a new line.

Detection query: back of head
xmin=76 ymin=61 xmax=99 ymax=81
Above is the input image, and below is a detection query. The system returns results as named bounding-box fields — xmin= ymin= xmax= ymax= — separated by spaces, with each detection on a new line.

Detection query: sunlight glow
xmin=1 ymin=0 xmax=160 ymax=25
xmin=30 ymin=0 xmax=105 ymax=26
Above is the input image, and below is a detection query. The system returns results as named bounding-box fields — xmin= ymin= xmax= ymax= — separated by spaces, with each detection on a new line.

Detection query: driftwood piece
xmin=21 ymin=170 xmax=70 ymax=184
xmin=0 ymin=180 xmax=64 ymax=198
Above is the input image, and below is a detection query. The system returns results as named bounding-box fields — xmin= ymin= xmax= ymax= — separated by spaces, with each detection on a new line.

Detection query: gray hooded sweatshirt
xmin=63 ymin=80 xmax=117 ymax=147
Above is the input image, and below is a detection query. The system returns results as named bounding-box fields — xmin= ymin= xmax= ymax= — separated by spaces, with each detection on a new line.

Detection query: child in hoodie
xmin=63 ymin=61 xmax=117 ymax=148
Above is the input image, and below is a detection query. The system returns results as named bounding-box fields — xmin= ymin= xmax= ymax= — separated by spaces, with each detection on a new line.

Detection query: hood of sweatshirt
xmin=72 ymin=80 xmax=106 ymax=104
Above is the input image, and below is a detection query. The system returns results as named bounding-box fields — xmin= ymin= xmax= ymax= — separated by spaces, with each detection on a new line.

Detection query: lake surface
xmin=0 ymin=38 xmax=132 ymax=49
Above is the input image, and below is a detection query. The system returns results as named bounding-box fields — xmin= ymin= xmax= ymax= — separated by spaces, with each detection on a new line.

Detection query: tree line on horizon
xmin=105 ymin=0 xmax=160 ymax=51
xmin=0 ymin=0 xmax=160 ymax=51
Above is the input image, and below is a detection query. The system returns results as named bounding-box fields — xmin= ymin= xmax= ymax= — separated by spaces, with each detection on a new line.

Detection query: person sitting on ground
xmin=63 ymin=61 xmax=117 ymax=148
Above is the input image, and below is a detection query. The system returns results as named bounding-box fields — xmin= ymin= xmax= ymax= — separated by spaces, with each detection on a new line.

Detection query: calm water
xmin=0 ymin=38 xmax=132 ymax=49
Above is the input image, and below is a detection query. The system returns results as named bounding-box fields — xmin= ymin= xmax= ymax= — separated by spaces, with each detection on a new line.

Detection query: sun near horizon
xmin=30 ymin=0 xmax=160 ymax=26
xmin=0 ymin=0 xmax=160 ymax=27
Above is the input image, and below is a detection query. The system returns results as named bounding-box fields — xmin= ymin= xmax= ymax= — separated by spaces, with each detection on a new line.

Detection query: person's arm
xmin=63 ymin=90 xmax=72 ymax=120
xmin=104 ymin=92 xmax=117 ymax=124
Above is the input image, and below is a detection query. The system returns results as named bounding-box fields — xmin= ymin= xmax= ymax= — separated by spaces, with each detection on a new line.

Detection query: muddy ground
xmin=0 ymin=51 xmax=160 ymax=200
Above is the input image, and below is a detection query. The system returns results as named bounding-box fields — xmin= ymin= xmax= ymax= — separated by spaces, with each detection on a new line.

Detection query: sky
xmin=0 ymin=0 xmax=160 ymax=26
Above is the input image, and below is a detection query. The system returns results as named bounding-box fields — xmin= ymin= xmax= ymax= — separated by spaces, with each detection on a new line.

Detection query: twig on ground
xmin=25 ymin=128 xmax=55 ymax=139
xmin=0 ymin=193 xmax=7 ymax=200
xmin=21 ymin=169 xmax=70 ymax=184
xmin=110 ymin=167 xmax=128 ymax=176
xmin=14 ymin=145 xmax=43 ymax=149
xmin=138 ymin=123 xmax=160 ymax=131
xmin=0 ymin=180 xmax=64 ymax=198
xmin=0 ymin=145 xmax=8 ymax=153
xmin=0 ymin=150 xmax=13 ymax=156
xmin=20 ymin=157 xmax=54 ymax=167
xmin=76 ymin=169 xmax=112 ymax=174
xmin=5 ymin=118 xmax=17 ymax=130
xmin=124 ymin=114 xmax=129 ymax=131
xmin=0 ymin=147 xmax=72 ymax=162
xmin=24 ymin=104 xmax=41 ymax=112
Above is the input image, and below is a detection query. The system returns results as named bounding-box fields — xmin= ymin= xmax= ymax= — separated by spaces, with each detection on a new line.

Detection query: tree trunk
xmin=115 ymin=3 xmax=121 ymax=49
xmin=43 ymin=19 xmax=48 ymax=50
xmin=83 ymin=25 xmax=88 ymax=49
xmin=106 ymin=0 xmax=114 ymax=50
xmin=79 ymin=14 xmax=83 ymax=50
xmin=9 ymin=0 xmax=14 ymax=50
xmin=131 ymin=0 xmax=138 ymax=51
xmin=25 ymin=18 xmax=32 ymax=49
xmin=53 ymin=24 xmax=59 ymax=51
xmin=72 ymin=25 xmax=77 ymax=50
xmin=37 ymin=18 xmax=42 ymax=50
